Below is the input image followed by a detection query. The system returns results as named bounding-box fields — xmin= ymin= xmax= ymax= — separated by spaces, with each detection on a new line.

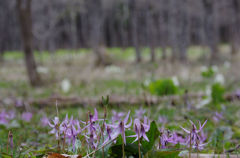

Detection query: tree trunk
xmin=147 ymin=0 xmax=156 ymax=62
xmin=130 ymin=0 xmax=141 ymax=63
xmin=16 ymin=0 xmax=41 ymax=86
xmin=230 ymin=0 xmax=240 ymax=58
xmin=203 ymin=0 xmax=219 ymax=65
xmin=162 ymin=46 xmax=167 ymax=60
xmin=0 ymin=51 xmax=4 ymax=63
xmin=88 ymin=0 xmax=106 ymax=66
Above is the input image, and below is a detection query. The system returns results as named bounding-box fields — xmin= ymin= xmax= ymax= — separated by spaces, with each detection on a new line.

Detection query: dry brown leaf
xmin=46 ymin=153 xmax=82 ymax=158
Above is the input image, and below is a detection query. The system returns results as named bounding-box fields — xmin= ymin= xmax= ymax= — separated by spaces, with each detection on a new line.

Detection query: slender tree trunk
xmin=88 ymin=0 xmax=106 ymax=66
xmin=230 ymin=0 xmax=240 ymax=58
xmin=162 ymin=46 xmax=167 ymax=60
xmin=203 ymin=0 xmax=219 ymax=65
xmin=147 ymin=0 xmax=156 ymax=62
xmin=16 ymin=0 xmax=41 ymax=86
xmin=0 ymin=51 xmax=4 ymax=63
xmin=130 ymin=0 xmax=141 ymax=63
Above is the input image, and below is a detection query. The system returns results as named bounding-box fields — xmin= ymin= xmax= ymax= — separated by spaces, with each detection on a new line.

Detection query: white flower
xmin=224 ymin=61 xmax=231 ymax=69
xmin=172 ymin=76 xmax=179 ymax=86
xmin=105 ymin=65 xmax=123 ymax=74
xmin=214 ymin=74 xmax=225 ymax=85
xmin=61 ymin=79 xmax=71 ymax=93
xmin=143 ymin=79 xmax=151 ymax=87
xmin=196 ymin=98 xmax=211 ymax=109
xmin=206 ymin=86 xmax=212 ymax=97
xmin=37 ymin=66 xmax=49 ymax=74
xmin=212 ymin=65 xmax=218 ymax=73
xmin=200 ymin=66 xmax=208 ymax=72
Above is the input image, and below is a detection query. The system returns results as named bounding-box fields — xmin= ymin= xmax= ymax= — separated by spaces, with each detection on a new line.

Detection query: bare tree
xmin=129 ymin=0 xmax=141 ymax=63
xmin=146 ymin=0 xmax=157 ymax=62
xmin=16 ymin=0 xmax=41 ymax=86
xmin=230 ymin=0 xmax=240 ymax=57
xmin=203 ymin=0 xmax=219 ymax=64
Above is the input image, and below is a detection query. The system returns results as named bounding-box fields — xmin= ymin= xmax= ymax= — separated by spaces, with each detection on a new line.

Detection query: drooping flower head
xmin=109 ymin=111 xmax=132 ymax=144
xmin=0 ymin=110 xmax=9 ymax=125
xmin=48 ymin=117 xmax=60 ymax=139
xmin=129 ymin=117 xmax=150 ymax=143
xmin=21 ymin=112 xmax=32 ymax=122
xmin=134 ymin=108 xmax=146 ymax=119
xmin=180 ymin=120 xmax=208 ymax=150
xmin=212 ymin=112 xmax=223 ymax=123
xmin=66 ymin=119 xmax=81 ymax=151
xmin=111 ymin=110 xmax=125 ymax=122
xmin=41 ymin=116 xmax=49 ymax=127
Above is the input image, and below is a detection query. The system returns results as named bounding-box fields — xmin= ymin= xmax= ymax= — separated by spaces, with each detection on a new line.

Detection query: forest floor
xmin=1 ymin=46 xmax=240 ymax=157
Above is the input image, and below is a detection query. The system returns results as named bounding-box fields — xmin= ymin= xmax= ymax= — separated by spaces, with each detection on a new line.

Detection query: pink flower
xmin=0 ymin=111 xmax=9 ymax=125
xmin=180 ymin=120 xmax=208 ymax=150
xmin=41 ymin=116 xmax=49 ymax=127
xmin=129 ymin=117 xmax=150 ymax=143
xmin=48 ymin=117 xmax=60 ymax=139
xmin=109 ymin=111 xmax=132 ymax=144
xmin=21 ymin=112 xmax=32 ymax=122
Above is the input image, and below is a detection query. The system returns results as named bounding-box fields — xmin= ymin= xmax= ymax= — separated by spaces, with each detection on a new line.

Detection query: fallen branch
xmin=26 ymin=92 xmax=239 ymax=108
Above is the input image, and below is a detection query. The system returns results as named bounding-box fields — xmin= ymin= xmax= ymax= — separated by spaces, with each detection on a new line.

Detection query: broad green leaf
xmin=141 ymin=121 xmax=160 ymax=154
xmin=1 ymin=153 xmax=13 ymax=158
xmin=108 ymin=121 xmax=160 ymax=157
xmin=108 ymin=130 xmax=139 ymax=157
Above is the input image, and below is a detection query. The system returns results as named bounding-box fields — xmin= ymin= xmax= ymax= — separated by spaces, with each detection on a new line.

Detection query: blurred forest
xmin=0 ymin=0 xmax=240 ymax=86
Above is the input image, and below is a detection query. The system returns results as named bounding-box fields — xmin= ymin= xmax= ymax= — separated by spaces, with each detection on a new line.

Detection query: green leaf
xmin=0 ymin=153 xmax=13 ymax=158
xmin=211 ymin=83 xmax=225 ymax=104
xmin=141 ymin=121 xmax=160 ymax=154
xmin=108 ymin=130 xmax=139 ymax=157
xmin=108 ymin=121 xmax=160 ymax=157
xmin=148 ymin=79 xmax=178 ymax=96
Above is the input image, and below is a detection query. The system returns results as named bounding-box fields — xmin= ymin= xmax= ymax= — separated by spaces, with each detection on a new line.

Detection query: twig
xmin=83 ymin=137 xmax=117 ymax=158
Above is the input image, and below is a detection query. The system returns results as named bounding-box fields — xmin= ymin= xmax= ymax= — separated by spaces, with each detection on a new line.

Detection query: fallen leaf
xmin=47 ymin=153 xmax=68 ymax=158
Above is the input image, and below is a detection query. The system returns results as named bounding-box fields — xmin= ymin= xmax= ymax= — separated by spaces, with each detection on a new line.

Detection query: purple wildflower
xmin=158 ymin=129 xmax=170 ymax=149
xmin=66 ymin=120 xmax=81 ymax=151
xmin=0 ymin=111 xmax=9 ymax=125
xmin=112 ymin=110 xmax=125 ymax=122
xmin=168 ymin=132 xmax=185 ymax=145
xmin=89 ymin=108 xmax=99 ymax=122
xmin=158 ymin=116 xmax=168 ymax=125
xmin=180 ymin=120 xmax=208 ymax=150
xmin=41 ymin=116 xmax=49 ymax=127
xmin=48 ymin=117 xmax=60 ymax=139
xmin=129 ymin=117 xmax=150 ymax=143
xmin=15 ymin=99 xmax=23 ymax=107
xmin=109 ymin=111 xmax=132 ymax=144
xmin=21 ymin=112 xmax=32 ymax=122
xmin=60 ymin=114 xmax=72 ymax=133
xmin=7 ymin=111 xmax=15 ymax=120
xmin=134 ymin=108 xmax=146 ymax=119
xmin=235 ymin=89 xmax=240 ymax=98
xmin=212 ymin=112 xmax=223 ymax=123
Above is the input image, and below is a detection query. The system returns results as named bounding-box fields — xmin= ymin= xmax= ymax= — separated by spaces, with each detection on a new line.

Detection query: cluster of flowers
xmin=0 ymin=110 xmax=34 ymax=125
xmin=48 ymin=108 xmax=208 ymax=152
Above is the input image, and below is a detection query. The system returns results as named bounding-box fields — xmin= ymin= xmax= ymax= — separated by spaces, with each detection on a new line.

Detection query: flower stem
xmin=83 ymin=137 xmax=117 ymax=158
xmin=189 ymin=132 xmax=192 ymax=158
xmin=7 ymin=131 xmax=10 ymax=153
xmin=138 ymin=130 xmax=141 ymax=158
xmin=62 ymin=132 xmax=66 ymax=153
xmin=122 ymin=141 xmax=125 ymax=158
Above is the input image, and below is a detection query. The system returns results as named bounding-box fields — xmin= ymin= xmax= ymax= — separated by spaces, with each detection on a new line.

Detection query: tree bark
xmin=0 ymin=51 xmax=4 ymax=63
xmin=130 ymin=0 xmax=141 ymax=63
xmin=16 ymin=0 xmax=41 ymax=86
